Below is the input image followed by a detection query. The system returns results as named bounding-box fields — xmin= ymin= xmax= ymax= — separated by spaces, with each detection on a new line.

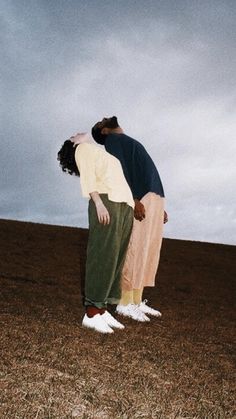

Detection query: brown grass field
xmin=0 ymin=219 xmax=235 ymax=418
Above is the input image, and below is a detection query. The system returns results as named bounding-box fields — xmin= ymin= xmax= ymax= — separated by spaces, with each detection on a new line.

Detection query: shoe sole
xmin=82 ymin=323 xmax=114 ymax=334
xmin=110 ymin=324 xmax=125 ymax=329
xmin=101 ymin=315 xmax=125 ymax=329
xmin=116 ymin=312 xmax=150 ymax=322
xmin=102 ymin=318 xmax=125 ymax=329
xmin=140 ymin=311 xmax=162 ymax=317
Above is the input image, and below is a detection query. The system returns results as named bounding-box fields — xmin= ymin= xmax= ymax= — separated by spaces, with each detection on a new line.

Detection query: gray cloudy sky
xmin=1 ymin=0 xmax=236 ymax=245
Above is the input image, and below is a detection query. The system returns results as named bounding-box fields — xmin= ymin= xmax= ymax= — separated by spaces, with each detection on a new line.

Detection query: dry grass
xmin=0 ymin=219 xmax=235 ymax=418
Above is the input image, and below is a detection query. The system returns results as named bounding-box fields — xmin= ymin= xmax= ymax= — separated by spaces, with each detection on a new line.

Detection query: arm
xmin=76 ymin=145 xmax=110 ymax=225
xmin=90 ymin=192 xmax=110 ymax=225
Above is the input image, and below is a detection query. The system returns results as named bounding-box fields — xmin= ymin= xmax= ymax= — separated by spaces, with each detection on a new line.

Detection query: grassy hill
xmin=0 ymin=219 xmax=235 ymax=418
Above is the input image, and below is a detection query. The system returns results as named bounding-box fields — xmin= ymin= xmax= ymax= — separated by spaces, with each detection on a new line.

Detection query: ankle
xmin=133 ymin=288 xmax=143 ymax=305
xmin=86 ymin=306 xmax=105 ymax=318
xmin=119 ymin=290 xmax=134 ymax=305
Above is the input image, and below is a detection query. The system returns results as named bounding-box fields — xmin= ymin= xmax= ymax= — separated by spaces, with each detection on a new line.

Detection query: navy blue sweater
xmin=105 ymin=133 xmax=165 ymax=200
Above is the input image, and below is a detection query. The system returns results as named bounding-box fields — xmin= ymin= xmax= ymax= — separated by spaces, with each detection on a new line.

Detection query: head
xmin=57 ymin=139 xmax=80 ymax=176
xmin=91 ymin=116 xmax=120 ymax=145
xmin=57 ymin=132 xmax=90 ymax=176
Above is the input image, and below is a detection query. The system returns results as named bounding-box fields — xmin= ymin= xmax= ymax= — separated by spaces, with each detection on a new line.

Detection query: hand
xmin=164 ymin=210 xmax=168 ymax=224
xmin=134 ymin=199 xmax=145 ymax=221
xmin=95 ymin=201 xmax=110 ymax=225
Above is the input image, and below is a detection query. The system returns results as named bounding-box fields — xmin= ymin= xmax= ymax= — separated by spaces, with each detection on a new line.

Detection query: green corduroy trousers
xmin=85 ymin=195 xmax=133 ymax=309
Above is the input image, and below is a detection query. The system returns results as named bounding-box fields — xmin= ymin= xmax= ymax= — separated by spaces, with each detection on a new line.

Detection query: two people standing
xmin=57 ymin=117 xmax=168 ymax=333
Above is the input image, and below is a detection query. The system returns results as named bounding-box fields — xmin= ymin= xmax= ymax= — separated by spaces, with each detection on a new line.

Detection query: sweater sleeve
xmin=75 ymin=144 xmax=98 ymax=197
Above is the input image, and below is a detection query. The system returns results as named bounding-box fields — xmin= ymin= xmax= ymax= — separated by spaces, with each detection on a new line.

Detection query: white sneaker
xmin=139 ymin=300 xmax=162 ymax=317
xmin=101 ymin=311 xmax=125 ymax=329
xmin=116 ymin=304 xmax=150 ymax=322
xmin=82 ymin=314 xmax=114 ymax=334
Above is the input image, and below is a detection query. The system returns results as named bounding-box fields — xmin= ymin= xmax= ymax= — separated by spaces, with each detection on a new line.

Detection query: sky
xmin=1 ymin=0 xmax=236 ymax=245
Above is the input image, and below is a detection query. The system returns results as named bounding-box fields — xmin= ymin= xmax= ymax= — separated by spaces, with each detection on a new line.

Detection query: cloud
xmin=1 ymin=0 xmax=236 ymax=244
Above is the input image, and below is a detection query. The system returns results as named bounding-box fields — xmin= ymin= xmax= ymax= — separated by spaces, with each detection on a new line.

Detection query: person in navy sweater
xmin=92 ymin=116 xmax=168 ymax=321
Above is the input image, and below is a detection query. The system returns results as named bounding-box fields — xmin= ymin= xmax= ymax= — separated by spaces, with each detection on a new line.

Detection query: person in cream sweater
xmin=58 ymin=132 xmax=134 ymax=334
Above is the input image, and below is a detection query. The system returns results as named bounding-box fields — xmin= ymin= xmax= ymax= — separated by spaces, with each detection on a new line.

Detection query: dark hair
xmin=91 ymin=126 xmax=107 ymax=145
xmin=91 ymin=116 xmax=119 ymax=145
xmin=57 ymin=140 xmax=80 ymax=176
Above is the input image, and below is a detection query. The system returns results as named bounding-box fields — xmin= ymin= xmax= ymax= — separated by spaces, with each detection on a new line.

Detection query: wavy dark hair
xmin=57 ymin=140 xmax=80 ymax=176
